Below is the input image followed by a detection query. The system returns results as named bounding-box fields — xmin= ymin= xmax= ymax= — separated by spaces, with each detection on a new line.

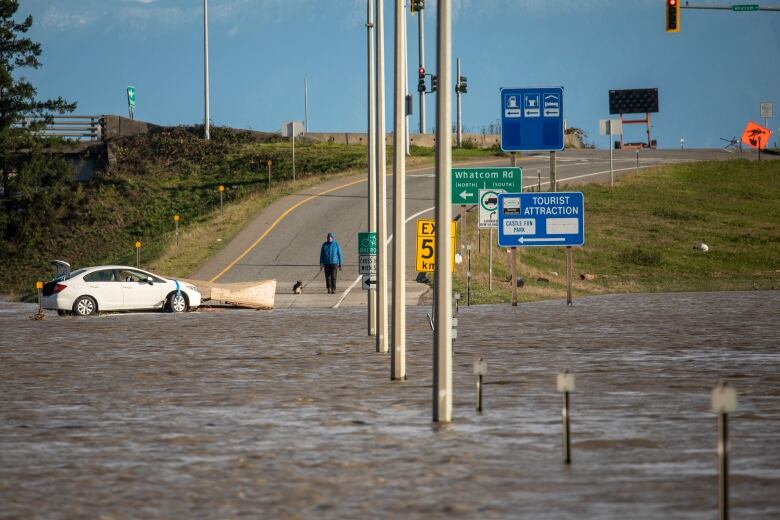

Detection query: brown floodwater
xmin=1 ymin=291 xmax=779 ymax=519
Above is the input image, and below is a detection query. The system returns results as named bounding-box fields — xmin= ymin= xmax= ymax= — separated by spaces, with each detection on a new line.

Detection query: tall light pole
xmin=304 ymin=78 xmax=309 ymax=134
xmin=433 ymin=0 xmax=452 ymax=423
xmin=376 ymin=0 xmax=390 ymax=354
xmin=367 ymin=0 xmax=377 ymax=337
xmin=391 ymin=0 xmax=407 ymax=380
xmin=203 ymin=0 xmax=210 ymax=140
xmin=418 ymin=4 xmax=426 ymax=134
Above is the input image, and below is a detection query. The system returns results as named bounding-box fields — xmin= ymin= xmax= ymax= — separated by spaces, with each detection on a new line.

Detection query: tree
xmin=0 ymin=0 xmax=77 ymax=198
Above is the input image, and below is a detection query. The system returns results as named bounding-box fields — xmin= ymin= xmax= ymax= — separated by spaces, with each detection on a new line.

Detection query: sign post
xmin=174 ymin=214 xmax=180 ymax=246
xmin=267 ymin=159 xmax=272 ymax=190
xmin=135 ymin=240 xmax=142 ymax=268
xmin=218 ymin=185 xmax=225 ymax=216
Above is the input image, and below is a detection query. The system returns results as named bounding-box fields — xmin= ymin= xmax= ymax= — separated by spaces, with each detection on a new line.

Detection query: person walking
xmin=319 ymin=232 xmax=343 ymax=294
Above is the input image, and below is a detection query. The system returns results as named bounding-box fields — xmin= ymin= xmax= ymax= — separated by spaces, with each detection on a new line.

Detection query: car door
xmin=83 ymin=269 xmax=123 ymax=310
xmin=118 ymin=269 xmax=165 ymax=310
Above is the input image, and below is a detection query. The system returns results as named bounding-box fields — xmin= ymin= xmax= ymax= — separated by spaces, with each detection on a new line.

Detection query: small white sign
xmin=760 ymin=102 xmax=773 ymax=118
xmin=523 ymin=93 xmax=541 ymax=118
xmin=362 ymin=275 xmax=376 ymax=290
xmin=503 ymin=218 xmax=536 ymax=235
xmin=546 ymin=218 xmax=579 ymax=235
xmin=478 ymin=189 xmax=504 ymax=229
xmin=359 ymin=255 xmax=377 ymax=275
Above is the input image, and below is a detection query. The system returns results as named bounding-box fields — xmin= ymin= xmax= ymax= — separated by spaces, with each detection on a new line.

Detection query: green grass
xmin=452 ymin=160 xmax=780 ymax=303
xmin=0 ymin=126 xmax=499 ymax=299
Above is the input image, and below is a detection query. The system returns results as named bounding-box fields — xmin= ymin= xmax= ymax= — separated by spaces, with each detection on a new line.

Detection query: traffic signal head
xmin=418 ymin=67 xmax=425 ymax=78
xmin=418 ymin=77 xmax=426 ymax=93
xmin=411 ymin=0 xmax=424 ymax=13
xmin=666 ymin=0 xmax=680 ymax=32
xmin=458 ymin=75 xmax=468 ymax=94
xmin=431 ymin=74 xmax=438 ymax=92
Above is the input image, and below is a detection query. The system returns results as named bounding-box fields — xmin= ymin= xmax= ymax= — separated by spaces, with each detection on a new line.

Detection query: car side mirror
xmin=145 ymin=277 xmax=154 ymax=285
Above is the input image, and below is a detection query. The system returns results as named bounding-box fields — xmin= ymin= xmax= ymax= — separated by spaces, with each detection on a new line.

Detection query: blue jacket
xmin=320 ymin=240 xmax=342 ymax=266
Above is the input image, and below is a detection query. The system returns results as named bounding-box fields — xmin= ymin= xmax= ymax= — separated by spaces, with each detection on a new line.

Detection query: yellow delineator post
xmin=267 ymin=160 xmax=272 ymax=189
xmin=218 ymin=185 xmax=225 ymax=216
xmin=174 ymin=214 xmax=180 ymax=246
xmin=36 ymin=281 xmax=43 ymax=314
xmin=135 ymin=240 xmax=142 ymax=268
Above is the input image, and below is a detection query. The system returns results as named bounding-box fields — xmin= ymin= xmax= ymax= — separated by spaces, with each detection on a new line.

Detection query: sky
xmin=20 ymin=0 xmax=780 ymax=148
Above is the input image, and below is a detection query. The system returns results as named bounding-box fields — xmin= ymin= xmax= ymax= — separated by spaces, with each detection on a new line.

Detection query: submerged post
xmin=711 ymin=381 xmax=737 ymax=520
xmin=557 ymin=370 xmax=575 ymax=464
xmin=474 ymin=357 xmax=487 ymax=412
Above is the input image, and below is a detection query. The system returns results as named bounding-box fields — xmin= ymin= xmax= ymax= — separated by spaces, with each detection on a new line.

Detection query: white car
xmin=42 ymin=263 xmax=202 ymax=316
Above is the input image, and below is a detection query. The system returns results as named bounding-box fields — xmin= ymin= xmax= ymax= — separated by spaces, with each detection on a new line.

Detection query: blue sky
xmin=22 ymin=0 xmax=780 ymax=148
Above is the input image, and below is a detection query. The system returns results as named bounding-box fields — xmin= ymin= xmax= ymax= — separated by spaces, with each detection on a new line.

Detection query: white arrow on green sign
xmin=451 ymin=167 xmax=522 ymax=205
xmin=127 ymin=86 xmax=136 ymax=107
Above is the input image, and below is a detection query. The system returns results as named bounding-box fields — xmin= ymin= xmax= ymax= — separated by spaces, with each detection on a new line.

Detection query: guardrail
xmin=16 ymin=115 xmax=103 ymax=141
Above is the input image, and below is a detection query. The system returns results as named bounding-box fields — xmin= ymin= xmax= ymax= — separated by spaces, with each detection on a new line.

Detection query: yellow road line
xmin=208 ymin=157 xmax=519 ymax=282
xmin=209 ymin=177 xmax=367 ymax=282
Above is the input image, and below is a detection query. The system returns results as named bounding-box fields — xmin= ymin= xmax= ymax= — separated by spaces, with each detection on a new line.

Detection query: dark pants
xmin=324 ymin=264 xmax=338 ymax=291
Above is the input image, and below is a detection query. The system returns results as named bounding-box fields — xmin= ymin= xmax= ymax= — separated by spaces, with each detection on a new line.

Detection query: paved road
xmin=191 ymin=148 xmax=748 ymax=308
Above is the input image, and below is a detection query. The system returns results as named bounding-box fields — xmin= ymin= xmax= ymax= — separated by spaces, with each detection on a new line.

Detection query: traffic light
xmin=418 ymin=67 xmax=426 ymax=93
xmin=457 ymin=75 xmax=468 ymax=94
xmin=431 ymin=74 xmax=438 ymax=92
xmin=666 ymin=0 xmax=680 ymax=32
xmin=411 ymin=0 xmax=424 ymax=13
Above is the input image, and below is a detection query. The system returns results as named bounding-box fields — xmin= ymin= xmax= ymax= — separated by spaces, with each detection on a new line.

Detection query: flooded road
xmin=1 ymin=291 xmax=779 ymax=519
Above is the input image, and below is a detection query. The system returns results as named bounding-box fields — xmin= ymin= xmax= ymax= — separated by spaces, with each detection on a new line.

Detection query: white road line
xmin=334 ymin=206 xmax=435 ymax=308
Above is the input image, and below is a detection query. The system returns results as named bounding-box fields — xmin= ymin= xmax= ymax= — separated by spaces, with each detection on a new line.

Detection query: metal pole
xmin=566 ymin=246 xmax=573 ymax=306
xmin=367 ymin=0 xmax=377 ymax=337
xmin=175 ymin=220 xmax=179 ymax=246
xmin=268 ymin=162 xmax=271 ymax=189
xmin=562 ymin=391 xmax=571 ymax=464
xmin=636 ymin=150 xmax=639 ymax=173
xmin=391 ymin=0 xmax=407 ymax=380
xmin=418 ymin=7 xmax=426 ymax=134
xmin=550 ymin=151 xmax=556 ymax=192
xmin=609 ymin=127 xmax=614 ymax=187
xmin=511 ymin=248 xmax=517 ymax=306
xmin=456 ymin=58 xmax=462 ymax=147
xmin=466 ymin=245 xmax=471 ymax=306
xmin=537 ymin=169 xmax=541 ymax=192
xmin=403 ymin=10 xmax=410 ymax=157
xmin=477 ymin=374 xmax=483 ymax=412
xmin=459 ymin=206 xmax=465 ymax=251
xmin=203 ymin=0 xmax=210 ymax=140
xmin=304 ymin=79 xmax=309 ymax=134
xmin=376 ymin=0 xmax=389 ymax=354
xmin=477 ymin=218 xmax=481 ymax=252
xmin=433 ymin=0 xmax=452 ymax=423
xmin=136 ymin=247 xmax=140 ymax=269
xmin=719 ymin=412 xmax=729 ymax=520
xmin=220 ymin=191 xmax=223 ymax=216
xmin=489 ymin=228 xmax=493 ymax=292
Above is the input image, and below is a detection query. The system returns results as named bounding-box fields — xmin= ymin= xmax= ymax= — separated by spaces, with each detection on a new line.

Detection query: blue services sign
xmin=497 ymin=192 xmax=584 ymax=247
xmin=501 ymin=87 xmax=564 ymax=152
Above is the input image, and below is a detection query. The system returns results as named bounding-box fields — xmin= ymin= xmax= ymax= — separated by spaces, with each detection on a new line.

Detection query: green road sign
xmin=451 ymin=167 xmax=522 ymax=205
xmin=732 ymin=4 xmax=759 ymax=11
xmin=358 ymin=232 xmax=377 ymax=255
xmin=127 ymin=86 xmax=136 ymax=107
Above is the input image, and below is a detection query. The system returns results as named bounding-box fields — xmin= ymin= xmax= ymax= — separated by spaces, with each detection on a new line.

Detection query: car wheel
xmin=167 ymin=292 xmax=188 ymax=313
xmin=73 ymin=296 xmax=97 ymax=316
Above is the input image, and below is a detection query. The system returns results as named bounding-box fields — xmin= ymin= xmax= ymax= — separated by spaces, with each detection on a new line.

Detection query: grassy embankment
xmin=450 ymin=160 xmax=780 ymax=304
xmin=1 ymin=127 xmax=501 ymax=298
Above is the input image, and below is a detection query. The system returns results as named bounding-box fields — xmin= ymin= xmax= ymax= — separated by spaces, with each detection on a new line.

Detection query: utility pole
xmin=203 ymin=0 xmax=210 ymax=140
xmin=456 ymin=57 xmax=462 ymax=147
xmin=433 ymin=0 xmax=452 ymax=423
xmin=403 ymin=5 xmax=411 ymax=156
xmin=367 ymin=1 xmax=377 ymax=337
xmin=418 ymin=4 xmax=426 ymax=134
xmin=376 ymin=0 xmax=390 ymax=354
xmin=392 ymin=0 xmax=407 ymax=380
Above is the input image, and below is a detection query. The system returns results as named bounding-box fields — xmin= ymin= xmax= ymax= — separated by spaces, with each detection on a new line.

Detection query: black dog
xmin=292 ymin=280 xmax=303 ymax=294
